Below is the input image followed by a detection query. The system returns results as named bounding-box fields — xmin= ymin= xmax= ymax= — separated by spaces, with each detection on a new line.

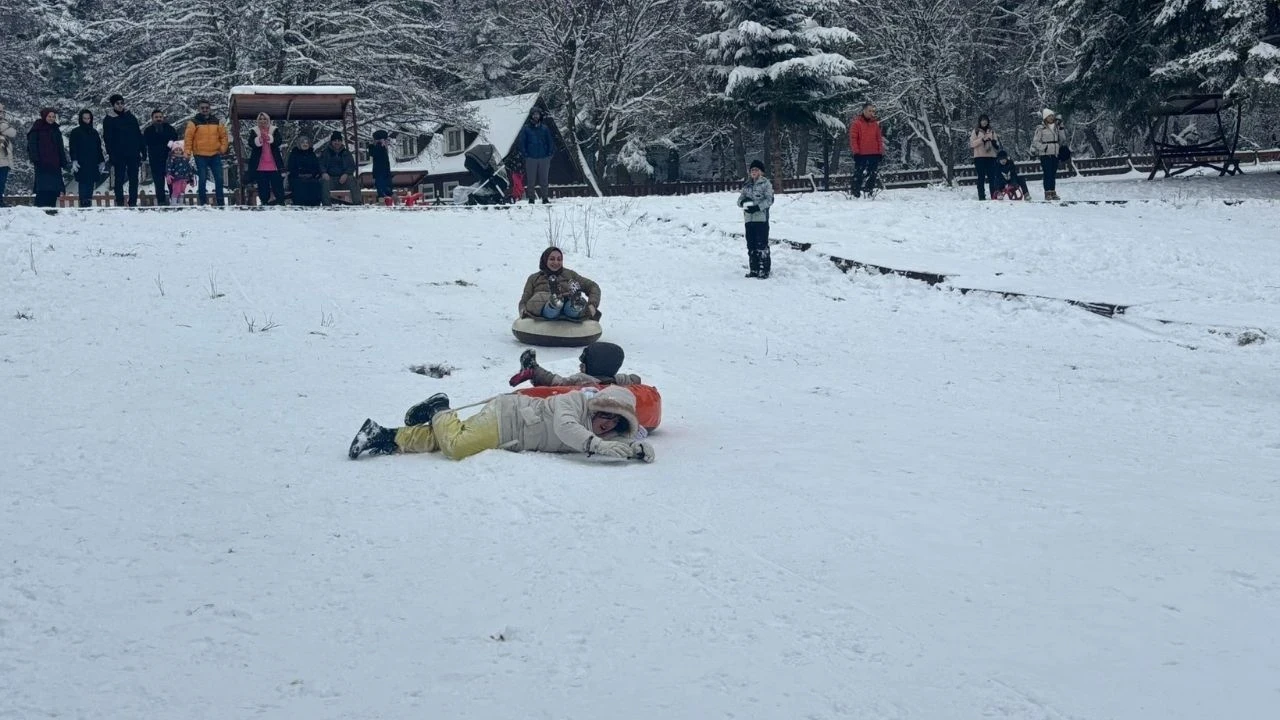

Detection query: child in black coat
xmin=991 ymin=151 xmax=1030 ymax=201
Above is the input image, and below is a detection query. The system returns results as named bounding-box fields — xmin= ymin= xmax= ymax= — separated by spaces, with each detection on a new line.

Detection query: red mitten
xmin=509 ymin=368 xmax=535 ymax=386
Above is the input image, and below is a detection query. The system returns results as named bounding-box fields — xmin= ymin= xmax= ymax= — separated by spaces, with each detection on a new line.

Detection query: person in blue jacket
xmin=517 ymin=108 xmax=555 ymax=204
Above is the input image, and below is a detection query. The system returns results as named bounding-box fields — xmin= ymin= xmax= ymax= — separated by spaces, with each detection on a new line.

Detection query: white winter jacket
xmin=492 ymin=385 xmax=640 ymax=453
xmin=1030 ymin=124 xmax=1066 ymax=158
xmin=0 ymin=119 xmax=17 ymax=167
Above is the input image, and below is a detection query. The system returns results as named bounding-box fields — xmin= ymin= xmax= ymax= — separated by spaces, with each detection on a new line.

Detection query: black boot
xmin=745 ymin=250 xmax=760 ymax=278
xmin=758 ymin=248 xmax=771 ymax=279
xmin=348 ymin=418 xmax=398 ymax=459
xmin=403 ymin=392 xmax=451 ymax=427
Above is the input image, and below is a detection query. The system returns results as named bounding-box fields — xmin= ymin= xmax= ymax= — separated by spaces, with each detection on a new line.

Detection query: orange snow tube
xmin=515 ymin=384 xmax=663 ymax=432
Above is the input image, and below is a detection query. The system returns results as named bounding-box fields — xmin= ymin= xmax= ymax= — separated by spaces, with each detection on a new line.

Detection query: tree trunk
xmin=732 ymin=121 xmax=747 ymax=179
xmin=768 ymin=110 xmax=783 ymax=192
xmin=795 ymin=128 xmax=811 ymax=179
xmin=1084 ymin=125 xmax=1105 ymax=157
xmin=821 ymin=135 xmax=831 ymax=190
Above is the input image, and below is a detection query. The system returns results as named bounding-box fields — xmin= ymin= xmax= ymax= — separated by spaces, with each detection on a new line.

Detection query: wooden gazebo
xmin=228 ymin=85 xmax=359 ymax=204
xmin=1146 ymin=93 xmax=1244 ymax=180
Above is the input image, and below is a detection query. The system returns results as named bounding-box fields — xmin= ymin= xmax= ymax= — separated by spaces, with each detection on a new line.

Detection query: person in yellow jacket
xmin=348 ymin=385 xmax=655 ymax=463
xmin=183 ymin=99 xmax=229 ymax=206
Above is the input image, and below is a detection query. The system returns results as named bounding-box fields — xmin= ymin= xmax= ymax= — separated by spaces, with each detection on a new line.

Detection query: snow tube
xmin=511 ymin=317 xmax=603 ymax=347
xmin=515 ymin=384 xmax=663 ymax=431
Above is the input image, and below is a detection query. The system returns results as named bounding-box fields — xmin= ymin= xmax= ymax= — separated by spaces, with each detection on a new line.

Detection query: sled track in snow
xmin=700 ymin=223 xmax=1271 ymax=343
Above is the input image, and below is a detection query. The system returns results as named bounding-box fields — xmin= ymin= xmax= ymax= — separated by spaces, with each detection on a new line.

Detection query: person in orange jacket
xmin=183 ymin=99 xmax=229 ymax=206
xmin=848 ymin=103 xmax=885 ymax=198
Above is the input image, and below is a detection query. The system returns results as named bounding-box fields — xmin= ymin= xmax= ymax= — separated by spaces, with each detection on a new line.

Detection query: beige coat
xmin=518 ymin=268 xmax=601 ymax=317
xmin=970 ymin=129 xmax=999 ymax=158
xmin=1030 ymin=124 xmax=1066 ymax=158
xmin=492 ymin=385 xmax=640 ymax=452
xmin=0 ymin=118 xmax=17 ymax=167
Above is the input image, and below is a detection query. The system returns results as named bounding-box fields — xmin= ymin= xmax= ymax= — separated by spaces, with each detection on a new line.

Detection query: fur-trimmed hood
xmin=586 ymin=385 xmax=640 ymax=441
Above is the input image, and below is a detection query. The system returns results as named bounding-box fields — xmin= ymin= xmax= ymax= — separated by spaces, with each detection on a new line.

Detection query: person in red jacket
xmin=848 ymin=103 xmax=885 ymax=198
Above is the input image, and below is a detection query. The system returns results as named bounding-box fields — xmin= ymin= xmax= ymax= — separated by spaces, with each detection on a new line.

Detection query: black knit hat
xmin=749 ymin=159 xmax=766 ymax=172
xmin=580 ymin=342 xmax=624 ymax=378
xmin=329 ymin=131 xmax=343 ymax=142
xmin=372 ymin=130 xmax=388 ymax=140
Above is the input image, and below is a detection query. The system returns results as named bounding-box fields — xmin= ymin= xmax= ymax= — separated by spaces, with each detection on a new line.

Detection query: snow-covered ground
xmin=2 ymin=169 xmax=1277 ymax=720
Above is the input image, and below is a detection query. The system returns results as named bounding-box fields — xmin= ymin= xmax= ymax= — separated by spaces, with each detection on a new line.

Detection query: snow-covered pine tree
xmin=1154 ymin=0 xmax=1280 ymax=94
xmin=34 ymin=0 xmax=104 ymax=108
xmin=445 ymin=0 xmax=524 ymax=98
xmin=699 ymin=0 xmax=863 ymax=186
xmin=0 ymin=0 xmax=44 ymax=113
xmin=1055 ymin=0 xmax=1171 ymax=141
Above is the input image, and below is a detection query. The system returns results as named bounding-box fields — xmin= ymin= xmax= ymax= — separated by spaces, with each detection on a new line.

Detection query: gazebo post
xmin=230 ymin=99 xmax=247 ymax=205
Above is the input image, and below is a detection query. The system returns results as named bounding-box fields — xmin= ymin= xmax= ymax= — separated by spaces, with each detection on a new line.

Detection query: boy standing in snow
xmin=369 ymin=130 xmax=392 ymax=200
xmin=738 ymin=159 xmax=774 ymax=279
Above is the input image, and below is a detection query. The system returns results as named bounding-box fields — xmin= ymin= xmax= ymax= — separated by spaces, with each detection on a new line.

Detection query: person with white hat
xmin=1031 ymin=108 xmax=1067 ymax=201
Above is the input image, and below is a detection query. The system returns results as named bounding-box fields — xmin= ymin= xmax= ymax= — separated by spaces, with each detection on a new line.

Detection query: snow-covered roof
xmin=229 ymin=85 xmax=357 ymax=96
xmin=228 ymin=85 xmax=358 ymax=122
xmin=373 ymin=92 xmax=541 ymax=178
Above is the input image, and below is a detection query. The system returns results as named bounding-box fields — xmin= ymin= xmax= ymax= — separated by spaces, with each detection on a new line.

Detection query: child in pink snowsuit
xmin=165 ymin=140 xmax=195 ymax=205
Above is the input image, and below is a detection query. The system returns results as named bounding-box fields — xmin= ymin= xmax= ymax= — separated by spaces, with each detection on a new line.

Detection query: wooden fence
xmin=4 ymin=150 xmax=1278 ymax=206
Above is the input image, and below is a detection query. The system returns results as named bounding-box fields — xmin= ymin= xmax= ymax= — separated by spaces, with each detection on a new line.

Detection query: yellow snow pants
xmin=393 ymin=405 xmax=501 ymax=460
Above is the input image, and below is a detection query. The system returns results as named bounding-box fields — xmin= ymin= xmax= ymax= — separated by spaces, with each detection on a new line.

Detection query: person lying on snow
xmin=992 ymin=150 xmax=1030 ymax=200
xmin=518 ymin=246 xmax=602 ymax=321
xmin=349 ymin=385 xmax=655 ymax=463
xmin=507 ymin=341 xmax=641 ymax=387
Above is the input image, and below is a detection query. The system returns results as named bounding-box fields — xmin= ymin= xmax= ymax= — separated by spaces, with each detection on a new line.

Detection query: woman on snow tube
xmin=518 ymin=246 xmax=602 ymax=321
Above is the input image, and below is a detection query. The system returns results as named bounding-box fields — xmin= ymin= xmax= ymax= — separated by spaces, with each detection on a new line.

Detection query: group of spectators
xmin=847 ymin=102 xmax=1072 ymax=201
xmin=10 ymin=95 xmax=373 ymax=208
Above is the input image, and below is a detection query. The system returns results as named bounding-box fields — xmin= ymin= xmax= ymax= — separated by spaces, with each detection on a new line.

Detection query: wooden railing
xmin=4 ymin=150 xmax=1278 ymax=206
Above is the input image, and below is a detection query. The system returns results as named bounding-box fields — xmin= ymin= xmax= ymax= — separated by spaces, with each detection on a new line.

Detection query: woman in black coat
xmin=25 ymin=108 xmax=70 ymax=208
xmin=67 ymin=109 xmax=105 ymax=207
xmin=286 ymin=135 xmax=322 ymax=207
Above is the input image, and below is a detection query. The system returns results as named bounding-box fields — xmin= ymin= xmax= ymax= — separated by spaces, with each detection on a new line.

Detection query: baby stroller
xmin=456 ymin=144 xmax=511 ymax=206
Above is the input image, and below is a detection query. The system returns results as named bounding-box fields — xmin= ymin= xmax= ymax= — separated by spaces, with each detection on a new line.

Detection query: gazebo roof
xmin=228 ymin=85 xmax=357 ymax=121
xmin=1151 ymin=93 xmax=1240 ymax=116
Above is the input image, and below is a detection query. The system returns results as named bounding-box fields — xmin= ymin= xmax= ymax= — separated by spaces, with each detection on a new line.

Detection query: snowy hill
xmin=2 ymin=171 xmax=1278 ymax=719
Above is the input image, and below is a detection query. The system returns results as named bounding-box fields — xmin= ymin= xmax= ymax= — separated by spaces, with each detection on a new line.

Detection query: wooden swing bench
xmin=1147 ymin=93 xmax=1245 ymax=180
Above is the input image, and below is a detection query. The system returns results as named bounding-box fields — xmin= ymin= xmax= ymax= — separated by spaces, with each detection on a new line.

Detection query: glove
xmin=71 ymin=161 xmax=80 ymax=173
xmin=519 ymin=349 xmax=538 ymax=369
xmin=508 ymin=368 xmax=534 ymax=386
xmin=588 ymin=437 xmax=633 ymax=459
xmin=631 ymin=441 xmax=655 ymax=463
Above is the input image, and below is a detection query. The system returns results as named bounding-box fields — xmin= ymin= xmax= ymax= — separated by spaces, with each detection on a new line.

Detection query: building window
xmin=419 ymin=183 xmax=436 ymax=199
xmin=442 ymin=181 xmax=459 ymax=196
xmin=444 ymin=128 xmax=464 ymax=154
xmin=398 ymin=134 xmax=416 ymax=159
